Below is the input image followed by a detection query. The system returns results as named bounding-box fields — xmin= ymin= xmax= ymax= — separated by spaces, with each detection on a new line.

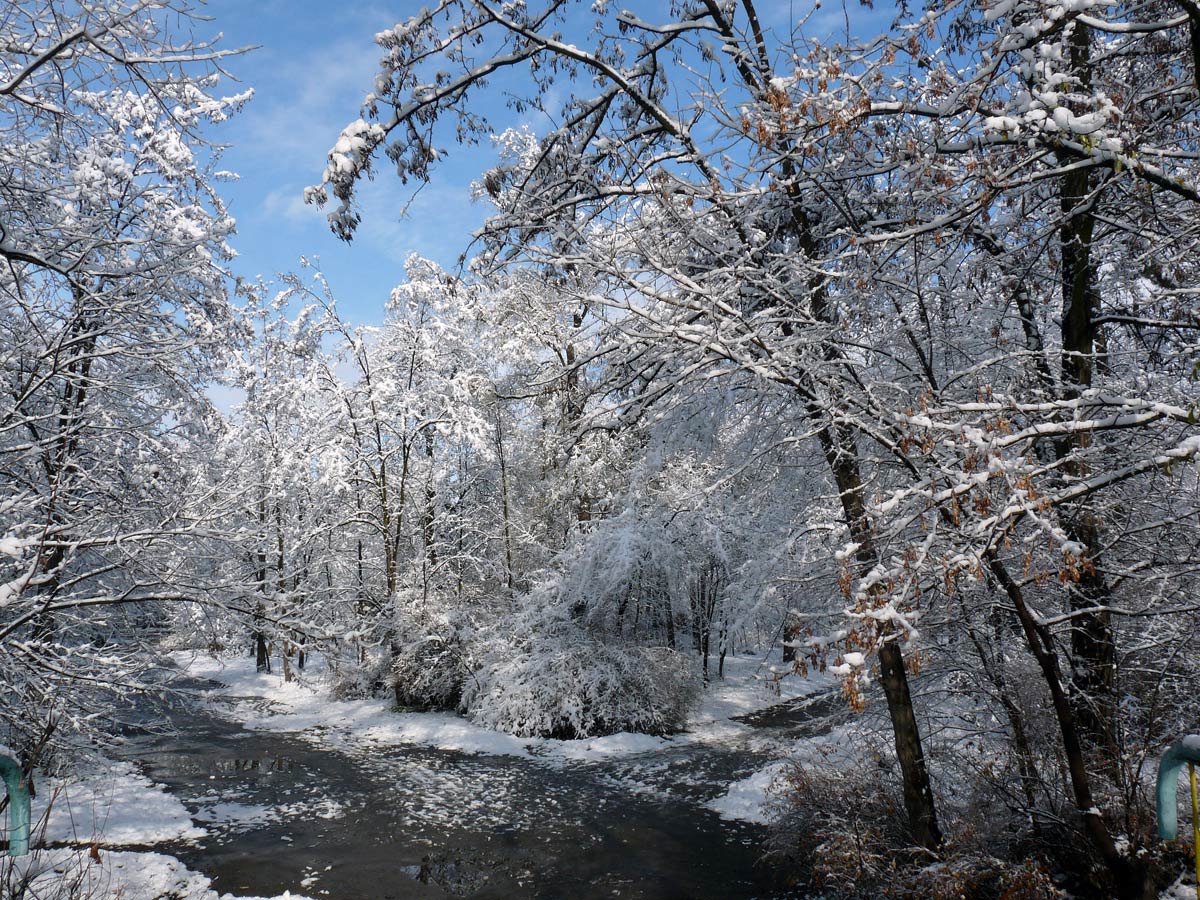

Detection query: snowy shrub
xmin=329 ymin=648 xmax=395 ymax=701
xmin=463 ymin=625 xmax=697 ymax=738
xmin=390 ymin=609 xmax=471 ymax=710
xmin=326 ymin=602 xmax=472 ymax=707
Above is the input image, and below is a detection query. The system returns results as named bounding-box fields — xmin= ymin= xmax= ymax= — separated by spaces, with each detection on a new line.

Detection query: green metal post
xmin=1158 ymin=738 xmax=1200 ymax=900
xmin=0 ymin=754 xmax=30 ymax=856
xmin=1193 ymin=763 xmax=1200 ymax=900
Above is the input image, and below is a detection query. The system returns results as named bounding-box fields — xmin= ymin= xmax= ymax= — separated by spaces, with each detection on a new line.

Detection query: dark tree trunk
xmin=564 ymin=306 xmax=591 ymax=527
xmin=988 ymin=553 xmax=1151 ymax=900
xmin=718 ymin=614 xmax=728 ymax=680
xmin=255 ymin=628 xmax=270 ymax=674
xmin=820 ymin=424 xmax=943 ymax=851
xmin=1056 ymin=38 xmax=1118 ymax=751
xmin=422 ymin=426 xmax=438 ymax=573
xmin=878 ymin=640 xmax=942 ymax=851
xmin=255 ymin=496 xmax=272 ymax=674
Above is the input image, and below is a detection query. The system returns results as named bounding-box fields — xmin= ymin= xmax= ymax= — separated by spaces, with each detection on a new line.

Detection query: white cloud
xmin=354 ymin=178 xmax=484 ymax=268
xmin=260 ymin=185 xmax=322 ymax=224
xmin=240 ymin=36 xmax=383 ymax=171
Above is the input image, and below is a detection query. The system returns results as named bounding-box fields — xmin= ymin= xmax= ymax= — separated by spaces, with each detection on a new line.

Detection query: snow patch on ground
xmin=706 ymin=760 xmax=789 ymax=824
xmin=10 ymin=760 xmax=204 ymax=847
xmin=3 ymin=848 xmax=313 ymax=900
xmin=554 ymin=730 xmax=673 ymax=761
xmin=0 ymin=750 xmax=315 ymax=898
xmin=1161 ymin=873 xmax=1200 ymax=900
xmin=689 ymin=654 xmax=833 ymax=741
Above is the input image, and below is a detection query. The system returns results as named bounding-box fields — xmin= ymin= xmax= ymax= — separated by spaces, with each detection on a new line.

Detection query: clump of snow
xmin=706 ymin=761 xmax=788 ymax=824
xmin=554 ymin=731 xmax=673 ymax=761
xmin=193 ymin=801 xmax=275 ymax=829
xmin=1160 ymin=873 xmax=1200 ymax=900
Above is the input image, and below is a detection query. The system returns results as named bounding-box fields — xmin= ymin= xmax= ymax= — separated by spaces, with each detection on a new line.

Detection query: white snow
xmin=176 ymin=650 xmax=832 ymax=765
xmin=15 ymin=760 xmax=204 ymax=846
xmin=0 ymin=761 xmax=315 ymax=900
xmin=192 ymin=801 xmax=275 ymax=829
xmin=1160 ymin=872 xmax=1200 ymax=900
xmin=4 ymin=848 xmax=314 ymax=900
xmin=706 ymin=761 xmax=788 ymax=824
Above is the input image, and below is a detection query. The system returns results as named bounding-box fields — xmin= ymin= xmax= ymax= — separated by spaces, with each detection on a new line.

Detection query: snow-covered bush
xmin=329 ymin=648 xmax=394 ymax=701
xmin=390 ymin=607 xmax=471 ymax=710
xmin=464 ymin=623 xmax=697 ymax=738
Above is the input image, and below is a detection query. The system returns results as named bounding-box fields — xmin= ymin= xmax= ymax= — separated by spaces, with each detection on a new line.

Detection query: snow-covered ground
xmin=3 ymin=849 xmax=311 ymax=900
xmin=1161 ymin=873 xmax=1200 ymax=900
xmin=1 ymin=742 xmax=313 ymax=899
xmin=174 ymin=649 xmax=834 ymax=830
xmin=706 ymin=760 xmax=791 ymax=824
xmin=30 ymin=760 xmax=203 ymax=846
xmin=175 ymin=649 xmax=831 ymax=766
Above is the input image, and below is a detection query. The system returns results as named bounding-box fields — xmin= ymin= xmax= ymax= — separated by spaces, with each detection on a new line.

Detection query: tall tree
xmin=0 ymin=0 xmax=249 ymax=761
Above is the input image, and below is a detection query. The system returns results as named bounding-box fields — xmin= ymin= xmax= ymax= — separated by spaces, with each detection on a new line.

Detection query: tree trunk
xmin=493 ymin=401 xmax=516 ymax=593
xmin=718 ymin=611 xmax=728 ymax=680
xmin=664 ymin=585 xmax=677 ymax=650
xmin=988 ymin=553 xmax=1151 ymax=900
xmin=255 ymin=622 xmax=270 ymax=674
xmin=820 ymin=424 xmax=943 ymax=851
xmin=877 ymin=640 xmax=942 ymax=851
xmin=422 ymin=425 xmax=438 ymax=577
xmin=564 ymin=306 xmax=591 ymax=527
xmin=1052 ymin=19 xmax=1120 ymax=757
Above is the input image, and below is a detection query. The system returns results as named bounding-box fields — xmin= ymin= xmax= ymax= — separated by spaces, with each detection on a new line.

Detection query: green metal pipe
xmin=1158 ymin=737 xmax=1200 ymax=900
xmin=1158 ymin=738 xmax=1200 ymax=840
xmin=0 ymin=754 xmax=30 ymax=856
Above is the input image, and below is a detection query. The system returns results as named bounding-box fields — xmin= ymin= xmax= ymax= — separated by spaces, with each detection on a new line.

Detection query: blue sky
xmin=203 ymin=0 xmax=495 ymax=324
xmin=199 ymin=1 xmax=894 ymax=325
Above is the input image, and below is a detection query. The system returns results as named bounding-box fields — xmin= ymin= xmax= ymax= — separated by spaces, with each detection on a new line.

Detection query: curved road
xmin=120 ymin=674 xmax=837 ymax=899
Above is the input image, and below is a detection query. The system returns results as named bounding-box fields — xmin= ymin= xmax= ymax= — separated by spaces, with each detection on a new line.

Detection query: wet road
xmin=117 ymin=674 xmax=836 ymax=899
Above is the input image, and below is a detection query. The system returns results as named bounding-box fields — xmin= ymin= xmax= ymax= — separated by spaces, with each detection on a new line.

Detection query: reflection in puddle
xmin=225 ymin=757 xmax=296 ymax=773
xmin=152 ymin=755 xmax=300 ymax=777
xmin=399 ymin=853 xmax=497 ymax=896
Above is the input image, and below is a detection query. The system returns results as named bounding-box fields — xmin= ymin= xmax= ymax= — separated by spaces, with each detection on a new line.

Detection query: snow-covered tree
xmin=0 ymin=1 xmax=250 ymax=763
xmin=310 ymin=1 xmax=1200 ymax=894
